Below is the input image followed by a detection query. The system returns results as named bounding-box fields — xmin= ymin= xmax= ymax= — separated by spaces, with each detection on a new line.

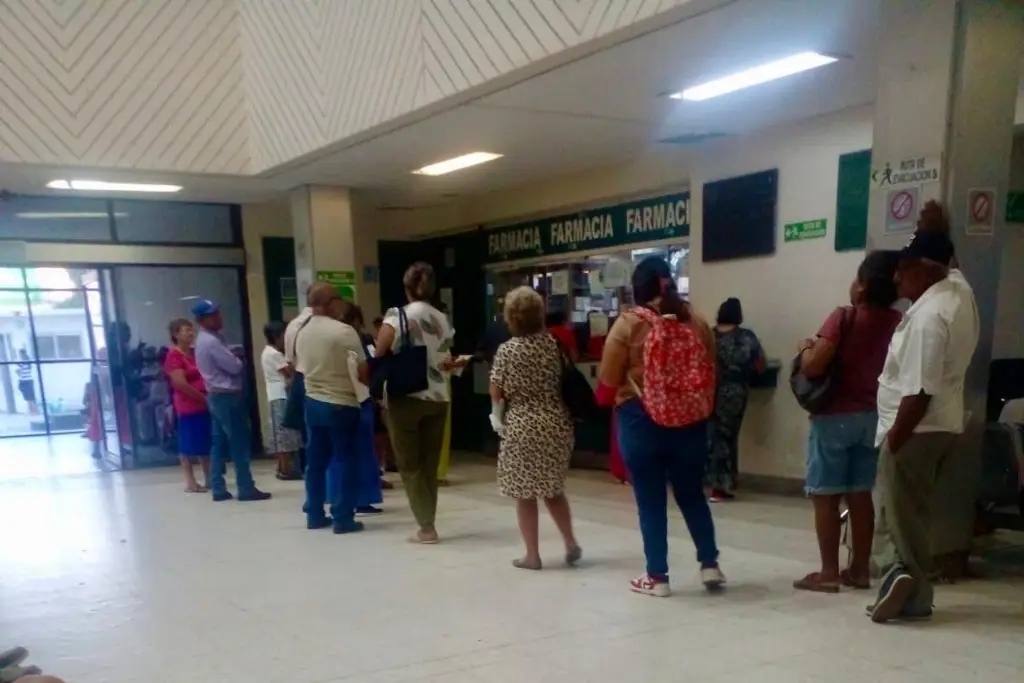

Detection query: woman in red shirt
xmin=164 ymin=318 xmax=211 ymax=493
xmin=794 ymin=251 xmax=901 ymax=593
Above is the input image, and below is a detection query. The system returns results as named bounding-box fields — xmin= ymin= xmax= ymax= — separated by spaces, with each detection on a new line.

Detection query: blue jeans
xmin=326 ymin=401 xmax=382 ymax=507
xmin=305 ymin=397 xmax=361 ymax=527
xmin=805 ymin=412 xmax=880 ymax=495
xmin=617 ymin=399 xmax=719 ymax=578
xmin=207 ymin=392 xmax=256 ymax=497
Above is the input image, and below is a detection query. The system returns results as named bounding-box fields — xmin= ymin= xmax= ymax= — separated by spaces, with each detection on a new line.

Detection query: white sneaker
xmin=701 ymin=566 xmax=726 ymax=591
xmin=630 ymin=573 xmax=671 ymax=597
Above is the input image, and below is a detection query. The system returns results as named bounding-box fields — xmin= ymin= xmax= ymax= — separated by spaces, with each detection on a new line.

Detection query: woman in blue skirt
xmin=326 ymin=303 xmax=383 ymax=515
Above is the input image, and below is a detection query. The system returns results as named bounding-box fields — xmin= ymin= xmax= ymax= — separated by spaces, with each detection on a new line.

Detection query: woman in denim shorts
xmin=793 ymin=251 xmax=901 ymax=593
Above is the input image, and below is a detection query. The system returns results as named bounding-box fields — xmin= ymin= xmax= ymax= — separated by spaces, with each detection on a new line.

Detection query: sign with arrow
xmin=871 ymin=154 xmax=941 ymax=189
xmin=784 ymin=219 xmax=827 ymax=242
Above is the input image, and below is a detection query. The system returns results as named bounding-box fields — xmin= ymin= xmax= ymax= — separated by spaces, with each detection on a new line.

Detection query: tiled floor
xmin=1 ymin=459 xmax=1022 ymax=683
xmin=0 ymin=434 xmax=104 ymax=481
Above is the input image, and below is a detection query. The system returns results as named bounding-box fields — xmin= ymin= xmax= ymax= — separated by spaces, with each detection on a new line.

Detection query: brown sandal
xmin=840 ymin=568 xmax=870 ymax=589
xmin=793 ymin=572 xmax=840 ymax=593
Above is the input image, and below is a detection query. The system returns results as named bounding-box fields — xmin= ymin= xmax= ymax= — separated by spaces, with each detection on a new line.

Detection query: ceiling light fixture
xmin=671 ymin=51 xmax=838 ymax=101
xmin=47 ymin=179 xmax=182 ymax=193
xmin=412 ymin=152 xmax=502 ymax=176
xmin=16 ymin=212 xmax=129 ymax=219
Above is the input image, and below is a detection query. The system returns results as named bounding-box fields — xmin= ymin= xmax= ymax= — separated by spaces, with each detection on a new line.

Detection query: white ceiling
xmin=0 ymin=0 xmax=1019 ymax=207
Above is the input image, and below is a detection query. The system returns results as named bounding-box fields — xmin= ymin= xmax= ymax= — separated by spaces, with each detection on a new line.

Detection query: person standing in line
xmin=490 ymin=287 xmax=581 ymax=570
xmin=868 ymin=230 xmax=978 ymax=624
xmin=597 ymin=256 xmax=724 ymax=597
xmin=706 ymin=298 xmax=765 ymax=501
xmin=164 ymin=318 xmax=212 ymax=493
xmin=792 ymin=252 xmax=900 ymax=593
xmin=193 ymin=300 xmax=271 ymax=503
xmin=333 ymin=302 xmax=384 ymax=514
xmin=375 ymin=263 xmax=468 ymax=544
xmin=296 ymin=283 xmax=368 ymax=533
xmin=15 ymin=349 xmax=37 ymax=415
xmin=261 ymin=321 xmax=303 ymax=481
xmin=436 ymin=302 xmax=454 ymax=486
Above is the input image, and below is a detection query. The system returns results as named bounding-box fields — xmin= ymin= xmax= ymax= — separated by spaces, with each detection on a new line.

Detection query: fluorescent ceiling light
xmin=47 ymin=179 xmax=182 ymax=193
xmin=16 ymin=212 xmax=128 ymax=219
xmin=180 ymin=295 xmax=200 ymax=301
xmin=412 ymin=152 xmax=502 ymax=176
xmin=671 ymin=52 xmax=838 ymax=101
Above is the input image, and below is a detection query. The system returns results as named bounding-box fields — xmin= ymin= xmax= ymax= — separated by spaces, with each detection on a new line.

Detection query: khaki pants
xmin=386 ymin=396 xmax=449 ymax=528
xmin=876 ymin=432 xmax=956 ymax=611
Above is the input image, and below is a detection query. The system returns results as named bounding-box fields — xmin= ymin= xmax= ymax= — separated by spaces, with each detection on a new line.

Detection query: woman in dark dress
xmin=707 ymin=298 xmax=765 ymax=501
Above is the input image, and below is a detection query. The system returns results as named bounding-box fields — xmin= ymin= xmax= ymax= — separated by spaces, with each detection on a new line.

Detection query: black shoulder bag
xmin=369 ymin=307 xmax=429 ymax=401
xmin=790 ymin=306 xmax=855 ymax=414
xmin=554 ymin=336 xmax=598 ymax=422
xmin=282 ymin=317 xmax=313 ymax=432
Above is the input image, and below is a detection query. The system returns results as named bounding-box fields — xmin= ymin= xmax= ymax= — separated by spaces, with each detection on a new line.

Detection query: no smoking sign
xmin=966 ymin=188 xmax=996 ymax=236
xmin=884 ymin=186 xmax=919 ymax=234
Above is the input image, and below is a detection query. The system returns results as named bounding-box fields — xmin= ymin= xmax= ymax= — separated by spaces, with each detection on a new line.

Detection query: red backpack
xmin=631 ymin=306 xmax=716 ymax=427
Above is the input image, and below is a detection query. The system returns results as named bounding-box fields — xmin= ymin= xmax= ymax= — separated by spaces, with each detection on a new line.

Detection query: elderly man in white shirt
xmin=869 ymin=229 xmax=979 ymax=624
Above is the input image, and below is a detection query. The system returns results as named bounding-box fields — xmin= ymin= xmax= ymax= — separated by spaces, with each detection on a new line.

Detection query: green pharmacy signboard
xmin=484 ymin=192 xmax=690 ymax=263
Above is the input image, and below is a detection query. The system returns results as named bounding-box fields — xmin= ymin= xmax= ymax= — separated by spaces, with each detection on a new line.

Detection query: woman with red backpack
xmin=597 ymin=256 xmax=725 ymax=597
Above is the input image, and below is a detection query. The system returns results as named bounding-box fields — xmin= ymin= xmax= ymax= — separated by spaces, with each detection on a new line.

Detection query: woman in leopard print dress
xmin=490 ymin=286 xmax=581 ymax=570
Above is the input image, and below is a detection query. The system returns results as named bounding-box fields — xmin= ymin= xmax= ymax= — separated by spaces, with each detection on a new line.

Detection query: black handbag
xmin=790 ymin=306 xmax=855 ymax=414
xmin=369 ymin=307 xmax=428 ymax=401
xmin=555 ymin=337 xmax=598 ymax=422
xmin=281 ymin=317 xmax=313 ymax=433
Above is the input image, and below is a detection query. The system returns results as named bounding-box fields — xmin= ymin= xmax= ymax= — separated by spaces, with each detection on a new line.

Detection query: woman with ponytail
xmin=597 ymin=256 xmax=725 ymax=597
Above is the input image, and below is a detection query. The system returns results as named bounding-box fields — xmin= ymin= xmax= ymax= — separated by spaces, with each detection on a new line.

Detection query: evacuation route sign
xmin=966 ymin=188 xmax=996 ymax=236
xmin=316 ymin=270 xmax=357 ymax=300
xmin=783 ymin=219 xmax=827 ymax=242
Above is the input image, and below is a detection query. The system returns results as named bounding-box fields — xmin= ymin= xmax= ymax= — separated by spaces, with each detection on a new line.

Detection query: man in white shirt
xmin=870 ymin=230 xmax=979 ymax=624
xmin=295 ymin=282 xmax=369 ymax=534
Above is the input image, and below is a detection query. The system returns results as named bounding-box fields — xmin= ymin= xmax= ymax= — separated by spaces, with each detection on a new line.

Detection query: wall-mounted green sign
xmin=484 ymin=192 xmax=690 ymax=263
xmin=1008 ymin=191 xmax=1024 ymax=224
xmin=784 ymin=219 xmax=827 ymax=242
xmin=316 ymin=270 xmax=356 ymax=300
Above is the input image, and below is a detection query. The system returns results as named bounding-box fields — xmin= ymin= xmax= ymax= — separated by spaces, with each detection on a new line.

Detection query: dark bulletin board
xmin=702 ymin=168 xmax=779 ymax=262
xmin=834 ymin=149 xmax=872 ymax=251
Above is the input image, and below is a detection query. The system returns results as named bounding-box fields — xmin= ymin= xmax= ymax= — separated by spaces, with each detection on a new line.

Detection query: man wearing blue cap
xmin=192 ymin=299 xmax=271 ymax=502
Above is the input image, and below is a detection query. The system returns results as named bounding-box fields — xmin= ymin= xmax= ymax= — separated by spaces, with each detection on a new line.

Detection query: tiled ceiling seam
xmin=0 ymin=0 xmax=251 ymax=174
xmin=0 ymin=0 xmax=685 ymax=175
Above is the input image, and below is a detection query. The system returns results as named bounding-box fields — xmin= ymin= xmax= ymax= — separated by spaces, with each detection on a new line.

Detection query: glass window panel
xmin=35 ymin=336 xmax=57 ymax=360
xmin=0 ymin=197 xmax=112 ymax=241
xmin=37 ymin=361 xmax=92 ymax=433
xmin=56 ymin=334 xmax=85 ymax=359
xmin=0 ymin=268 xmax=25 ymax=289
xmin=23 ymin=267 xmax=97 ymax=290
xmin=0 ymin=362 xmax=43 ymax=436
xmin=112 ymin=200 xmax=234 ymax=244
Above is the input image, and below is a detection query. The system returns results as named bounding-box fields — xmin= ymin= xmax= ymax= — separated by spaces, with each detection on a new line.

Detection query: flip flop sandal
xmin=1 ymin=665 xmax=42 ymax=683
xmin=565 ymin=546 xmax=582 ymax=567
xmin=793 ymin=572 xmax=841 ymax=593
xmin=184 ymin=485 xmax=207 ymax=494
xmin=512 ymin=558 xmax=542 ymax=570
xmin=408 ymin=532 xmax=440 ymax=545
xmin=840 ymin=569 xmax=870 ymax=589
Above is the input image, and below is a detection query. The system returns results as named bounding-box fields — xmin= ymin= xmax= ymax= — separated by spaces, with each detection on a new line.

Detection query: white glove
xmin=489 ymin=399 xmax=506 ymax=436
xmin=489 ymin=413 xmax=504 ymax=437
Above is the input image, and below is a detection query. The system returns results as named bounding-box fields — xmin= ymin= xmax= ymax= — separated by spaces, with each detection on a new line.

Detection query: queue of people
xmin=147 ymin=200 xmax=976 ymax=625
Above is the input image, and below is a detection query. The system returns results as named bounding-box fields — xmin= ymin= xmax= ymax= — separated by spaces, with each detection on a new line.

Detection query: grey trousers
xmin=875 ymin=431 xmax=957 ymax=610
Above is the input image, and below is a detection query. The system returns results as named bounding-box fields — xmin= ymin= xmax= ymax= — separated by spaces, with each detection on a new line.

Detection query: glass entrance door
xmin=0 ymin=266 xmax=125 ymax=472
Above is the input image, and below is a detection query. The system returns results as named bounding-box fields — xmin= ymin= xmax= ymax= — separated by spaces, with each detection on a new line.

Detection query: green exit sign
xmin=784 ymin=218 xmax=827 ymax=242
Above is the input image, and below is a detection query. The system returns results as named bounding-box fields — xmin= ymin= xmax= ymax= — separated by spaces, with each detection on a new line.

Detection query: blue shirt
xmin=194 ymin=328 xmax=244 ymax=393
